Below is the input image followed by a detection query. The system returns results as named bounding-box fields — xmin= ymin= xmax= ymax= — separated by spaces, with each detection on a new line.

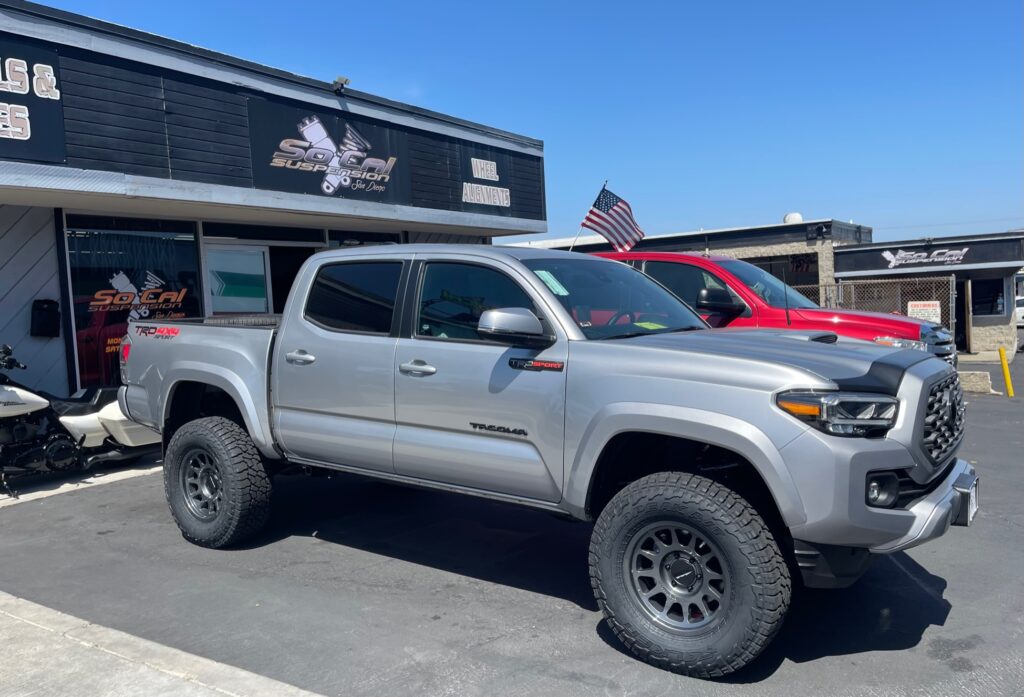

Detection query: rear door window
xmin=304 ymin=261 xmax=403 ymax=334
xmin=644 ymin=261 xmax=739 ymax=307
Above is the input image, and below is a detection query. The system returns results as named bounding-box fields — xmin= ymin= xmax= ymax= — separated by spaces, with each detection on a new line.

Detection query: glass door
xmin=64 ymin=222 xmax=202 ymax=388
xmin=204 ymin=245 xmax=273 ymax=315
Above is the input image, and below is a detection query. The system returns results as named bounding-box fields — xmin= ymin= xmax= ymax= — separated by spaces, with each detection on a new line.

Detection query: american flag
xmin=581 ymin=187 xmax=645 ymax=252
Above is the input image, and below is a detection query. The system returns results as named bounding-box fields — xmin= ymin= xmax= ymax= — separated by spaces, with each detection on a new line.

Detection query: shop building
xmin=0 ymin=1 xmax=545 ymax=396
xmin=523 ymin=216 xmax=873 ymax=287
xmin=834 ymin=232 xmax=1024 ymax=354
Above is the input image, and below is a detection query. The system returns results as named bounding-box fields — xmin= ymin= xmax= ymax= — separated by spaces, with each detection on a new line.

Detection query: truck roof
xmin=316 ymin=244 xmax=605 ymax=263
xmin=599 ymin=251 xmax=739 ymax=263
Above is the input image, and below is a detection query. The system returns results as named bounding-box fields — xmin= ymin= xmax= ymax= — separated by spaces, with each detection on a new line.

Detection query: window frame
xmin=408 ymin=259 xmax=550 ymax=346
xmin=301 ymin=259 xmax=409 ymax=337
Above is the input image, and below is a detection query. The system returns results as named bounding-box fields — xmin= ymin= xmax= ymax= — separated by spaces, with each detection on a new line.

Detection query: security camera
xmin=332 ymin=76 xmax=351 ymax=94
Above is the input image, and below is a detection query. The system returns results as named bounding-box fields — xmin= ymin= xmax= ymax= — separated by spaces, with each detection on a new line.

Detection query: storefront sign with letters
xmin=0 ymin=33 xmax=65 ymax=163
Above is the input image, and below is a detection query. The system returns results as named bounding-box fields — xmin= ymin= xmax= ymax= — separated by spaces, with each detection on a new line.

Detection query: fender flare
xmin=563 ymin=402 xmax=807 ymax=527
xmin=160 ymin=363 xmax=276 ymax=457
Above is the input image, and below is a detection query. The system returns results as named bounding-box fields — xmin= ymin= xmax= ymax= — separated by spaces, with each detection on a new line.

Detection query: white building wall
xmin=0 ymin=205 xmax=69 ymax=396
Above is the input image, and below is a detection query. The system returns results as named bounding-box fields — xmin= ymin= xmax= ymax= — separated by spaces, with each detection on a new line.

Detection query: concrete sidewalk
xmin=0 ymin=591 xmax=321 ymax=697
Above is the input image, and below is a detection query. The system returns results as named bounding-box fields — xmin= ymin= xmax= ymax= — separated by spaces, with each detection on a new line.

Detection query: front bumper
xmin=870 ymin=459 xmax=977 ymax=553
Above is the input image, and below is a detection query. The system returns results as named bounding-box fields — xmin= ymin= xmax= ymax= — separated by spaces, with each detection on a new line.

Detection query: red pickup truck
xmin=600 ymin=251 xmax=956 ymax=365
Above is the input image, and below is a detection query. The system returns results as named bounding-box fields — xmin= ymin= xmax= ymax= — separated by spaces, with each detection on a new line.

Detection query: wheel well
xmin=586 ymin=432 xmax=789 ymax=538
xmin=164 ymin=381 xmax=245 ymax=446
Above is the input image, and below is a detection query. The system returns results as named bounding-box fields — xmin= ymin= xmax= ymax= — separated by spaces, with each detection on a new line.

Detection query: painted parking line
xmin=0 ymin=464 xmax=162 ymax=509
xmin=0 ymin=590 xmax=323 ymax=697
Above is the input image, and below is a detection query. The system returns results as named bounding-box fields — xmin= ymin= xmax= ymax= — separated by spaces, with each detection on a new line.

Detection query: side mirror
xmin=696 ymin=288 xmax=745 ymax=315
xmin=478 ymin=308 xmax=553 ymax=348
xmin=0 ymin=344 xmax=11 ymax=356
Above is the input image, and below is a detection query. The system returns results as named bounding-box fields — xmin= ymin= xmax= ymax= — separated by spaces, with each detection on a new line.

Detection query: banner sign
xmin=248 ymin=98 xmax=411 ymax=204
xmin=836 ymin=239 xmax=1024 ymax=275
xmin=0 ymin=34 xmax=65 ymax=163
xmin=247 ymin=97 xmax=543 ymax=219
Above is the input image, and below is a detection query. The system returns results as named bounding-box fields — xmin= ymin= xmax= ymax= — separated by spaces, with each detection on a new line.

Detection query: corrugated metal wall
xmin=406 ymin=231 xmax=488 ymax=244
xmin=0 ymin=206 xmax=68 ymax=396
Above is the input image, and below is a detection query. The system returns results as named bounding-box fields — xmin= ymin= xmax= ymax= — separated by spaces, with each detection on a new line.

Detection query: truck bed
xmin=122 ymin=316 xmax=279 ymax=455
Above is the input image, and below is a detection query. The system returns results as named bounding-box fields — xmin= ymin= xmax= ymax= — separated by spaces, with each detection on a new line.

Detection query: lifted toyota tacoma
xmin=119 ymin=245 xmax=978 ymax=677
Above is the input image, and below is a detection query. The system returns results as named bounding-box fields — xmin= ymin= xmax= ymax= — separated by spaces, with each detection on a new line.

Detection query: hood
xmin=792 ymin=307 xmax=931 ymax=339
xmin=622 ymin=328 xmax=937 ymax=393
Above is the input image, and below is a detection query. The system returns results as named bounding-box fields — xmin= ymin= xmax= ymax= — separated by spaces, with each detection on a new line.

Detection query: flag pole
xmin=569 ymin=181 xmax=609 ymax=252
xmin=568 ymin=226 xmax=585 ymax=252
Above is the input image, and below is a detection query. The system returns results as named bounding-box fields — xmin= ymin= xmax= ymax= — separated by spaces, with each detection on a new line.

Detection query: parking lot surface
xmin=0 ymin=390 xmax=1021 ymax=697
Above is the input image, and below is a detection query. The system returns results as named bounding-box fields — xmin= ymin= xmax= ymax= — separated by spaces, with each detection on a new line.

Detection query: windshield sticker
xmin=634 ymin=321 xmax=667 ymax=330
xmin=534 ymin=270 xmax=570 ymax=296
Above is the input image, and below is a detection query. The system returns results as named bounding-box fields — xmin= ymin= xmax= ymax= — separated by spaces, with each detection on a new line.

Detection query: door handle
xmin=399 ymin=360 xmax=437 ymax=376
xmin=285 ymin=350 xmax=316 ymax=365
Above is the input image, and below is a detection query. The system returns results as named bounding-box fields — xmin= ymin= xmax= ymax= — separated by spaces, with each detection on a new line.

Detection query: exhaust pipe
xmin=82 ymin=443 xmax=161 ymax=470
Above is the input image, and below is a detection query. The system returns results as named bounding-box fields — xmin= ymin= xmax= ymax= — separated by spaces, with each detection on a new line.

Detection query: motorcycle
xmin=0 ymin=343 xmax=160 ymax=496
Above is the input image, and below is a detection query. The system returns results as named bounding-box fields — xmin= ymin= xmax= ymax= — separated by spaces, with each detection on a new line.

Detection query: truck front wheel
xmin=589 ymin=471 xmax=790 ymax=677
xmin=164 ymin=416 xmax=272 ymax=549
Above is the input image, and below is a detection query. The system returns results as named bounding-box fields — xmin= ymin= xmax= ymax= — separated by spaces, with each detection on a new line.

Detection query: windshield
xmin=523 ymin=258 xmax=707 ymax=339
xmin=718 ymin=259 xmax=818 ymax=310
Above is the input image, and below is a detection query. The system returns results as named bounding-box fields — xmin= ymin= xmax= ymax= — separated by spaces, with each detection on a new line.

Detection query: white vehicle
xmin=0 ymin=344 xmax=160 ymax=494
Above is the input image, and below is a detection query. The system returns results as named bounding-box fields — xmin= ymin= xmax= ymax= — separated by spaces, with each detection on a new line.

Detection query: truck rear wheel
xmin=164 ymin=416 xmax=272 ymax=549
xmin=589 ymin=471 xmax=790 ymax=677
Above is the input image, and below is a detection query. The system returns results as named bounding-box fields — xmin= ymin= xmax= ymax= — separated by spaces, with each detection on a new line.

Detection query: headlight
xmin=776 ymin=391 xmax=899 ymax=437
xmin=873 ymin=336 xmax=928 ymax=352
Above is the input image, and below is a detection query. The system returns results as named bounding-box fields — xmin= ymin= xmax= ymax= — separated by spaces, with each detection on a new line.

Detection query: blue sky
xmin=47 ymin=0 xmax=1022 ymax=242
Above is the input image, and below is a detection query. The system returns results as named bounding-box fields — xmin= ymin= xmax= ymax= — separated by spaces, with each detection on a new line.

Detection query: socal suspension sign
xmin=0 ymin=33 xmax=66 ymax=163
xmin=248 ymin=98 xmax=410 ymax=203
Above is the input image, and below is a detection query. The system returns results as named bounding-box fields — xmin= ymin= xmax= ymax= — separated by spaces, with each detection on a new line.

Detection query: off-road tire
xmin=589 ymin=471 xmax=790 ymax=677
xmin=164 ymin=416 xmax=272 ymax=549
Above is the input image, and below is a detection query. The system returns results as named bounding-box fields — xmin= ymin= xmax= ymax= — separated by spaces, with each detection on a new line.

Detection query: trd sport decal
xmin=470 ymin=422 xmax=528 ymax=437
xmin=134 ymin=325 xmax=180 ymax=339
xmin=509 ymin=358 xmax=565 ymax=372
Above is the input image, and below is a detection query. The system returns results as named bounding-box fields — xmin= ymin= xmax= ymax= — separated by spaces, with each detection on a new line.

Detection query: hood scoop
xmin=782 ymin=331 xmax=839 ymax=344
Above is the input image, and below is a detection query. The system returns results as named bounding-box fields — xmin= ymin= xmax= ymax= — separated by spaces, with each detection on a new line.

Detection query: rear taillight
xmin=119 ymin=337 xmax=131 ymax=384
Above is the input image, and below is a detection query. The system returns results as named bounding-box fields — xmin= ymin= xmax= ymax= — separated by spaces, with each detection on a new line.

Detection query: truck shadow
xmin=253 ymin=472 xmax=951 ymax=676
xmin=252 ymin=472 xmax=599 ymax=610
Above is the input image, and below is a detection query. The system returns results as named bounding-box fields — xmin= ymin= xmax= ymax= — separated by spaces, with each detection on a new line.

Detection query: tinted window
xmin=305 ymin=262 xmax=403 ymax=333
xmin=418 ymin=263 xmax=536 ymax=341
xmin=644 ymin=261 xmax=712 ymax=307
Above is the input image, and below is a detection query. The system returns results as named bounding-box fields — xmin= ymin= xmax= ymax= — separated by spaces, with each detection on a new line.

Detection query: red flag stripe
xmin=607 ymin=205 xmax=643 ymax=237
xmin=586 ymin=209 xmax=634 ymax=249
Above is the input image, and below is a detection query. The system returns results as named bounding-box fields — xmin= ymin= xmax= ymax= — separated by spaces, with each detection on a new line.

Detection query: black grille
xmin=921 ymin=373 xmax=965 ymax=464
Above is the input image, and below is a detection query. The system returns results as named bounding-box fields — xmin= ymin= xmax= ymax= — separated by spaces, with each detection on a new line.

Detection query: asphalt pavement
xmin=0 ymin=390 xmax=1021 ymax=697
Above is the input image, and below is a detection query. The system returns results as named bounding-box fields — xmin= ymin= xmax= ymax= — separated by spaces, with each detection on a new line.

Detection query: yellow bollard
xmin=998 ymin=347 xmax=1015 ymax=398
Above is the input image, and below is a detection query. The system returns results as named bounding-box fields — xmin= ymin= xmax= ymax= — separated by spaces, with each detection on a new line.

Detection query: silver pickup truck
xmin=120 ymin=245 xmax=978 ymax=677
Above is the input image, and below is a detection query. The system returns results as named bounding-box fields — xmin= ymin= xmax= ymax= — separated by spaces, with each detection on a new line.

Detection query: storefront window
xmin=65 ymin=222 xmax=202 ymax=388
xmin=205 ymin=247 xmax=271 ymax=314
xmin=971 ymin=278 xmax=1006 ymax=317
